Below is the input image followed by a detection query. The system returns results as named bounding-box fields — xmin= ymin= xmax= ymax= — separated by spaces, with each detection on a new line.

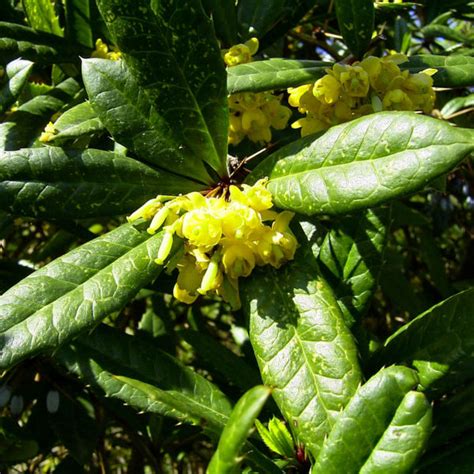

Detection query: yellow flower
xmin=173 ymin=256 xmax=204 ymax=304
xmin=382 ymin=89 xmax=414 ymax=110
xmin=39 ymin=121 xmax=57 ymax=143
xmin=338 ymin=65 xmax=370 ymax=98
xmin=181 ymin=209 xmax=222 ymax=248
xmin=313 ymin=74 xmax=341 ymax=104
xmin=223 ymin=38 xmax=259 ymax=67
xmin=222 ymin=242 xmax=256 ymax=279
xmin=91 ymin=38 xmax=121 ymax=61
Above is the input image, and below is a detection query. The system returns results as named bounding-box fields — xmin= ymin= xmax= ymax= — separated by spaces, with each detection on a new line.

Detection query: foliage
xmin=0 ymin=0 xmax=473 ymax=472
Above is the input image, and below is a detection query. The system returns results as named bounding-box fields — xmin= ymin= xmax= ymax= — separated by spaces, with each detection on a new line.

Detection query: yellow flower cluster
xmin=223 ymin=38 xmax=292 ymax=145
xmin=128 ymin=179 xmax=297 ymax=307
xmin=91 ymin=38 xmax=121 ymax=61
xmin=288 ymin=54 xmax=436 ymax=136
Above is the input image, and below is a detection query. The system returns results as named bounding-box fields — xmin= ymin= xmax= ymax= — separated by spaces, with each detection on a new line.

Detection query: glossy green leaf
xmin=0 ymin=59 xmax=34 ymax=115
xmin=227 ymin=59 xmax=331 ymax=94
xmin=56 ymin=324 xmax=233 ymax=432
xmin=241 ymin=249 xmax=362 ymax=457
xmin=64 ymin=0 xmax=94 ymax=48
xmin=179 ymin=329 xmax=261 ymax=392
xmin=47 ymin=102 xmax=105 ymax=142
xmin=359 ymin=391 xmax=432 ymax=474
xmin=0 ymin=78 xmax=82 ymax=151
xmin=0 ymin=21 xmax=89 ymax=63
xmin=248 ymin=112 xmax=474 ymax=216
xmin=202 ymin=0 xmax=238 ymax=47
xmin=318 ymin=206 xmax=391 ymax=325
xmin=96 ymin=0 xmax=228 ymax=178
xmin=313 ymin=366 xmax=419 ymax=473
xmin=429 ymin=381 xmax=474 ymax=449
xmin=335 ymin=0 xmax=374 ymax=58
xmin=255 ymin=417 xmax=295 ymax=459
xmin=0 ymin=147 xmax=201 ymax=219
xmin=404 ymin=55 xmax=474 ymax=88
xmin=22 ymin=0 xmax=63 ymax=36
xmin=0 ymin=224 xmax=175 ymax=370
xmin=377 ymin=288 xmax=474 ymax=395
xmin=82 ymin=58 xmax=212 ymax=184
xmin=207 ymin=385 xmax=271 ymax=474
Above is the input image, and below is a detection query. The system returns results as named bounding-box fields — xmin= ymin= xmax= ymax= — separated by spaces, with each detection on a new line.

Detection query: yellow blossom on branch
xmin=128 ymin=179 xmax=297 ymax=308
xmin=288 ymin=54 xmax=436 ymax=137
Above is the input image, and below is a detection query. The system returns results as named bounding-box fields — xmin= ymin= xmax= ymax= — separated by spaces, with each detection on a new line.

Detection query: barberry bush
xmin=0 ymin=0 xmax=473 ymax=472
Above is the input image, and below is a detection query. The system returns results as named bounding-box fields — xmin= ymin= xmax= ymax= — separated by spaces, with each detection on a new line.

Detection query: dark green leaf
xmin=56 ymin=324 xmax=233 ymax=431
xmin=404 ymin=55 xmax=474 ymax=88
xmin=208 ymin=386 xmax=271 ymax=474
xmin=241 ymin=250 xmax=362 ymax=457
xmin=96 ymin=0 xmax=228 ymax=178
xmin=22 ymin=0 xmax=63 ymax=36
xmin=64 ymin=0 xmax=94 ymax=48
xmin=334 ymin=0 xmax=374 ymax=58
xmin=418 ymin=434 xmax=474 ymax=474
xmin=429 ymin=381 xmax=474 ymax=449
xmin=0 ymin=224 xmax=175 ymax=370
xmin=82 ymin=58 xmax=213 ymax=184
xmin=0 ymin=147 xmax=201 ymax=218
xmin=318 ymin=206 xmax=391 ymax=325
xmin=313 ymin=366 xmax=419 ymax=473
xmin=47 ymin=102 xmax=104 ymax=142
xmin=202 ymin=0 xmax=238 ymax=47
xmin=0 ymin=21 xmax=89 ymax=63
xmin=227 ymin=59 xmax=331 ymax=94
xmin=0 ymin=418 xmax=38 ymax=465
xmin=50 ymin=396 xmax=98 ymax=464
xmin=0 ymin=59 xmax=34 ymax=115
xmin=179 ymin=329 xmax=261 ymax=392
xmin=248 ymin=112 xmax=474 ymax=216
xmin=376 ymin=288 xmax=474 ymax=395
xmin=237 ymin=0 xmax=312 ymax=43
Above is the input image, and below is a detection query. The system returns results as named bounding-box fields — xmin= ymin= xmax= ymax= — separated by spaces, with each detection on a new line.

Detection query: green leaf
xmin=46 ymin=102 xmax=104 ymax=142
xmin=207 ymin=385 xmax=271 ymax=474
xmin=82 ymin=58 xmax=213 ymax=184
xmin=0 ymin=78 xmax=82 ymax=151
xmin=255 ymin=417 xmax=295 ymax=459
xmin=0 ymin=147 xmax=201 ymax=219
xmin=0 ymin=21 xmax=89 ymax=63
xmin=0 ymin=418 xmax=39 ymax=465
xmin=404 ymin=55 xmax=474 ymax=88
xmin=334 ymin=0 xmax=374 ymax=59
xmin=179 ymin=329 xmax=261 ymax=392
xmin=241 ymin=249 xmax=362 ymax=457
xmin=22 ymin=0 xmax=63 ymax=36
xmin=313 ymin=366 xmax=420 ymax=473
xmin=248 ymin=112 xmax=474 ymax=216
xmin=56 ymin=324 xmax=233 ymax=431
xmin=96 ymin=0 xmax=228 ymax=178
xmin=0 ymin=224 xmax=175 ymax=370
xmin=376 ymin=288 xmax=474 ymax=395
xmin=359 ymin=391 xmax=432 ymax=474
xmin=440 ymin=94 xmax=474 ymax=118
xmin=0 ymin=59 xmax=34 ymax=115
xmin=421 ymin=24 xmax=473 ymax=46
xmin=64 ymin=0 xmax=94 ymax=48
xmin=227 ymin=59 xmax=331 ymax=94
xmin=202 ymin=0 xmax=238 ymax=47
xmin=318 ymin=206 xmax=391 ymax=325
